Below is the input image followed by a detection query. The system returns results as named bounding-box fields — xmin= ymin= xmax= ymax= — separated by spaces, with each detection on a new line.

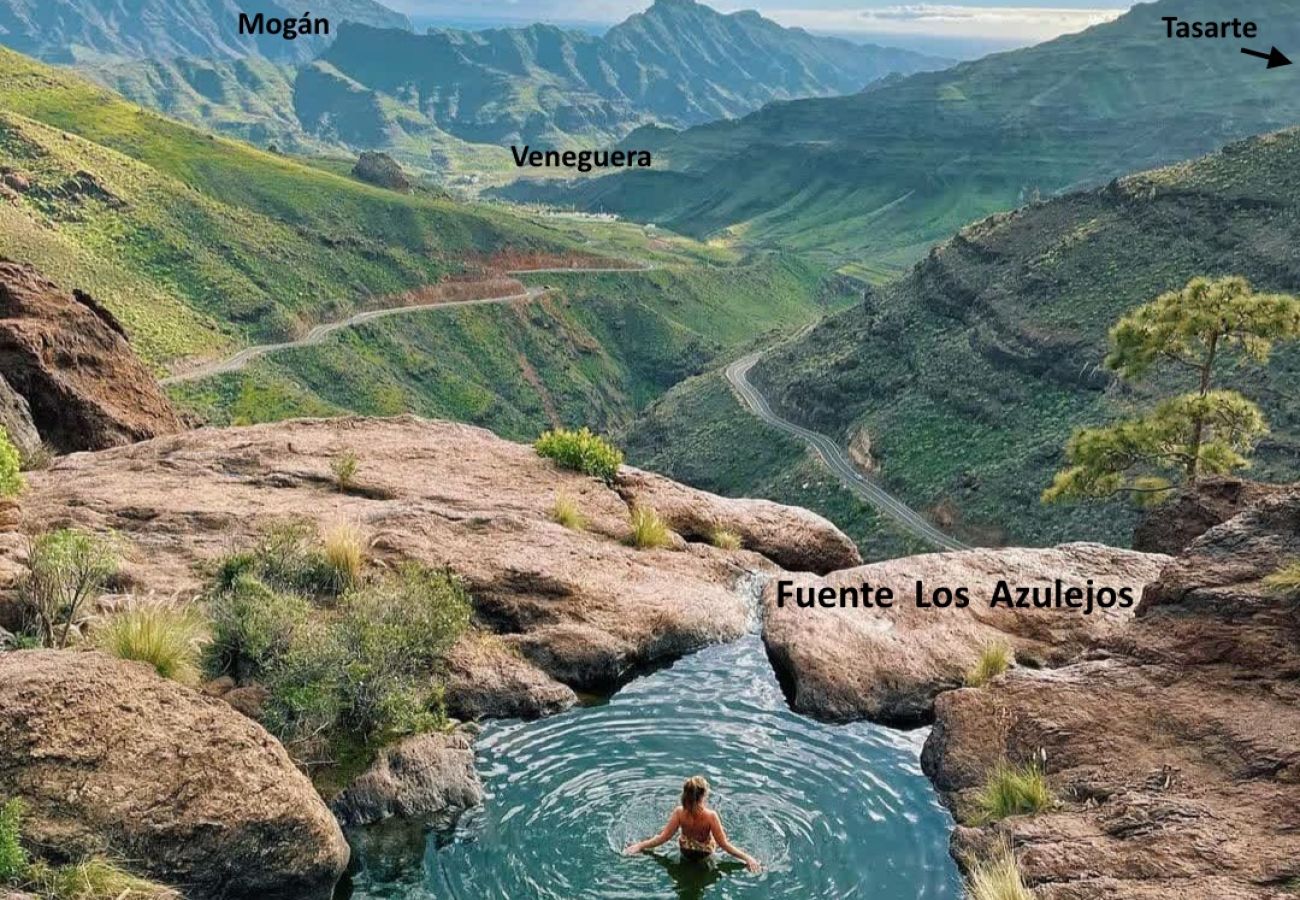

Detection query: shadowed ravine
xmin=337 ymin=634 xmax=961 ymax=899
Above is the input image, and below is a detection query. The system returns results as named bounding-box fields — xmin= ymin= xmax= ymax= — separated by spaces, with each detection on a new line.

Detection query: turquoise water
xmin=339 ymin=635 xmax=961 ymax=899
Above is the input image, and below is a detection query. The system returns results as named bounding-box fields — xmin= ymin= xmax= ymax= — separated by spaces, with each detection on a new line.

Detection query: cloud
xmin=724 ymin=4 xmax=1126 ymax=41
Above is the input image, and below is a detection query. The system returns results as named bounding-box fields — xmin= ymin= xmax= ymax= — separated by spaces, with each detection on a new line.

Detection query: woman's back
xmin=678 ymin=806 xmax=714 ymax=843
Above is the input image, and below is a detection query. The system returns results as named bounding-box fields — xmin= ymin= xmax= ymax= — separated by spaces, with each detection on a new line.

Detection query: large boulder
xmin=922 ymin=488 xmax=1300 ymax=898
xmin=616 ymin=467 xmax=862 ymax=574
xmin=0 ymin=260 xmax=182 ymax=452
xmin=351 ymin=151 xmax=411 ymax=193
xmin=331 ymin=731 xmax=482 ymax=827
xmin=0 ymin=651 xmax=349 ymax=899
xmin=1131 ymin=476 xmax=1287 ymax=555
xmin=762 ymin=543 xmax=1169 ymax=724
xmin=4 ymin=417 xmax=769 ymax=695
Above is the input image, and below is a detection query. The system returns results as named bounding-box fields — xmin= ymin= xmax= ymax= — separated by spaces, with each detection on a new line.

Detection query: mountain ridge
xmin=502 ymin=0 xmax=1300 ymax=272
xmin=301 ymin=0 xmax=949 ymax=148
xmin=625 ymin=125 xmax=1300 ymax=552
xmin=0 ymin=0 xmax=411 ymax=64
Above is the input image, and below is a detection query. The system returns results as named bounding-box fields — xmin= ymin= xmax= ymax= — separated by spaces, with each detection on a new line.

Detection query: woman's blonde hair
xmin=681 ymin=775 xmax=709 ymax=811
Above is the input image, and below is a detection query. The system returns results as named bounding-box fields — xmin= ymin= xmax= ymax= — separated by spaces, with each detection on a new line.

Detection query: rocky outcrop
xmin=2 ymin=417 xmax=770 ymax=695
xmin=351 ymin=151 xmax=411 ymax=193
xmin=1132 ymin=476 xmax=1287 ymax=555
xmin=0 ymin=651 xmax=349 ymax=899
xmin=0 ymin=373 xmax=40 ymax=461
xmin=0 ymin=260 xmax=182 ymax=453
xmin=761 ymin=543 xmax=1169 ymax=724
xmin=331 ymin=731 xmax=483 ymax=827
xmin=615 ymin=467 xmax=861 ymax=574
xmin=445 ymin=633 xmax=577 ymax=720
xmin=922 ymin=488 xmax=1300 ymax=898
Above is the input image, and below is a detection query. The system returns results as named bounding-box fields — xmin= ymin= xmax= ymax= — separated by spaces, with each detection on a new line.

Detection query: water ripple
xmin=341 ymin=636 xmax=961 ymax=900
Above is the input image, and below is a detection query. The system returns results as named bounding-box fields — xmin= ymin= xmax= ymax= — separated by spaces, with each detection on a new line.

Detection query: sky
xmin=387 ymin=1 xmax=1135 ymax=56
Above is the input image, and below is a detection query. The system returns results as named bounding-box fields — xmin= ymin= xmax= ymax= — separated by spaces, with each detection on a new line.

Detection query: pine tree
xmin=1044 ymin=276 xmax=1300 ymax=506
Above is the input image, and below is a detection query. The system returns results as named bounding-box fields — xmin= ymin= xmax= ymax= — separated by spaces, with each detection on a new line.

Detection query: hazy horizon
xmin=392 ymin=0 xmax=1133 ymax=58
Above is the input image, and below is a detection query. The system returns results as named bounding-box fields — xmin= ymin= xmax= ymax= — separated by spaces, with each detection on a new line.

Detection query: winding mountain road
xmin=161 ymin=264 xmax=659 ymax=386
xmin=725 ymin=350 xmax=968 ymax=552
xmin=161 ymin=287 xmax=546 ymax=385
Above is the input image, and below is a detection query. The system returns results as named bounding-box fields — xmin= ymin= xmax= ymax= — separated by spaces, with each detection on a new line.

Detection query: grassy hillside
xmin=167 ymin=256 xmax=838 ymax=437
xmin=504 ymin=0 xmax=1300 ymax=275
xmin=628 ymin=128 xmax=1300 ymax=550
xmin=624 ymin=371 xmax=930 ymax=562
xmin=65 ymin=0 xmax=945 ymax=186
xmin=0 ymin=47 xmax=576 ymax=366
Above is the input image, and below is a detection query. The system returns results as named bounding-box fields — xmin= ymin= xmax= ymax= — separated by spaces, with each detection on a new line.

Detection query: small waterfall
xmin=735 ymin=569 xmax=771 ymax=635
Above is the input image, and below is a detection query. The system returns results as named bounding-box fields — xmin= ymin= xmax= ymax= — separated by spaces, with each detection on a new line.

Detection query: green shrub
xmin=709 ymin=527 xmax=742 ymax=550
xmin=535 ymin=428 xmax=624 ymax=483
xmin=205 ymin=574 xmax=312 ymax=681
xmin=330 ymin=450 xmax=359 ymax=491
xmin=551 ymin=494 xmax=587 ymax=530
xmin=0 ymin=427 xmax=22 ymax=498
xmin=973 ymin=762 xmax=1053 ymax=824
xmin=20 ymin=529 xmax=119 ymax=649
xmin=0 ymin=797 xmax=26 ymax=883
xmin=249 ymin=564 xmax=471 ymax=751
xmin=965 ymin=643 xmax=1013 ymax=687
xmin=329 ymin=565 xmax=471 ymax=739
xmin=964 ymin=843 xmax=1032 ymax=900
xmin=95 ymin=605 xmax=208 ymax=684
xmin=212 ymin=523 xmax=337 ymax=597
xmin=626 ymin=506 xmax=672 ymax=550
xmin=1263 ymin=562 xmax=1300 ymax=595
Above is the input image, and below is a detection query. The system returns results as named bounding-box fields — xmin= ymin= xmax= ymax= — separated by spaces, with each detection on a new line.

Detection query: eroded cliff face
xmin=922 ymin=488 xmax=1300 ymax=898
xmin=0 ymin=260 xmax=182 ymax=452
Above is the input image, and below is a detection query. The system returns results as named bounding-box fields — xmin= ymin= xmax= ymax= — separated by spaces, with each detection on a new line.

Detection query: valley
xmin=2 ymin=2 xmax=1300 ymax=900
xmin=505 ymin=0 xmax=1300 ymax=275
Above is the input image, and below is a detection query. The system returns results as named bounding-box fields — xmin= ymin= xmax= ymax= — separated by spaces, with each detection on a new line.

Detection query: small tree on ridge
xmin=1044 ymin=276 xmax=1300 ymax=506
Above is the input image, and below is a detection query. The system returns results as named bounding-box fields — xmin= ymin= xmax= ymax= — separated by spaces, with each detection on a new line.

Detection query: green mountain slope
xmin=307 ymin=0 xmax=947 ymax=147
xmin=503 ymin=0 xmax=1300 ymax=273
xmin=70 ymin=0 xmax=946 ymax=176
xmin=626 ymin=128 xmax=1300 ymax=550
xmin=0 ymin=47 xmax=569 ymax=365
xmin=168 ymin=257 xmax=839 ymax=438
xmin=0 ymin=48 xmax=836 ymax=445
xmin=0 ymin=0 xmax=410 ymax=64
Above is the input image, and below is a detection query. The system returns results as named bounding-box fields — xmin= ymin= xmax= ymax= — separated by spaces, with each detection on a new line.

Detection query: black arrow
xmin=1241 ymin=46 xmax=1293 ymax=69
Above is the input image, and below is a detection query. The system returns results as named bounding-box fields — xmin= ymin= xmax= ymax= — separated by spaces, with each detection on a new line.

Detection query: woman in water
xmin=624 ymin=776 xmax=762 ymax=872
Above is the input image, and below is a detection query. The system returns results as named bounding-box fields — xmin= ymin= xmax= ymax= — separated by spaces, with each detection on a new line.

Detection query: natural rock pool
xmin=338 ymin=635 xmax=961 ymax=899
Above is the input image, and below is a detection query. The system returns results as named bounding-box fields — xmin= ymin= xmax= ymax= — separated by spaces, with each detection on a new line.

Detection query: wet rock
xmin=615 ymin=466 xmax=861 ymax=574
xmin=0 ymin=650 xmax=349 ymax=899
xmin=922 ymin=488 xmax=1300 ymax=898
xmin=331 ymin=731 xmax=482 ymax=827
xmin=762 ymin=543 xmax=1169 ymax=724
xmin=1132 ymin=476 xmax=1287 ymax=555
xmin=0 ymin=260 xmax=182 ymax=452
